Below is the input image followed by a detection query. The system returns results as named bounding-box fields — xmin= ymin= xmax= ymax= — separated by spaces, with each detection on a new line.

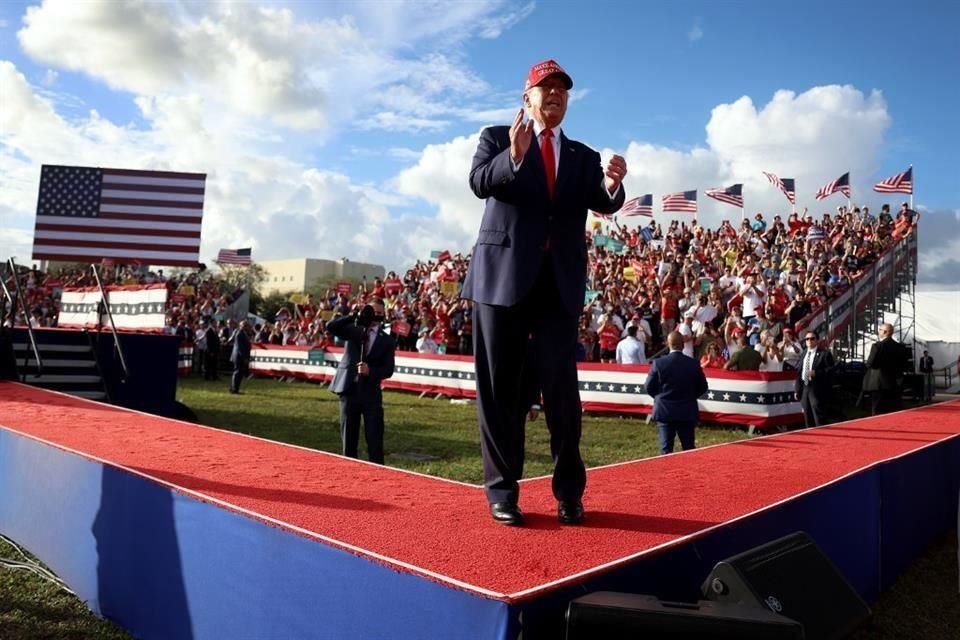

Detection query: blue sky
xmin=0 ymin=0 xmax=958 ymax=284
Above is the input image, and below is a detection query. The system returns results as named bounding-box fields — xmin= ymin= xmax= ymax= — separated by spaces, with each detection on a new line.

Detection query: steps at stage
xmin=13 ymin=340 xmax=107 ymax=401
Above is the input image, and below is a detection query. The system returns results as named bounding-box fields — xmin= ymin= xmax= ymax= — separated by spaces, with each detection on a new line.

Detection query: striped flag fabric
xmin=662 ymin=190 xmax=698 ymax=213
xmin=705 ymin=184 xmax=744 ymax=208
xmin=762 ymin=171 xmax=796 ymax=205
xmin=874 ymin=166 xmax=913 ymax=194
xmin=31 ymin=164 xmax=205 ymax=267
xmin=815 ymin=172 xmax=851 ymax=200
xmin=590 ymin=210 xmax=615 ymax=219
xmin=217 ymin=248 xmax=252 ymax=266
xmin=619 ymin=194 xmax=654 ymax=217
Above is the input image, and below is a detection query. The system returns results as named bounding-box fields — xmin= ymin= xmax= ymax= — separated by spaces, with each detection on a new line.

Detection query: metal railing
xmin=91 ymin=263 xmax=130 ymax=382
xmin=3 ymin=258 xmax=43 ymax=380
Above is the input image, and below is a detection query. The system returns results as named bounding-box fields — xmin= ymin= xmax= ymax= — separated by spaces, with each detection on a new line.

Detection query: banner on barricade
xmin=58 ymin=284 xmax=169 ymax=331
xmin=249 ymin=346 xmax=803 ymax=429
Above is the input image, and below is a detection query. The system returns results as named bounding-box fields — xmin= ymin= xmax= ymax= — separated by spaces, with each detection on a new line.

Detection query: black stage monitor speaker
xmin=566 ymin=592 xmax=804 ymax=639
xmin=702 ymin=531 xmax=870 ymax=640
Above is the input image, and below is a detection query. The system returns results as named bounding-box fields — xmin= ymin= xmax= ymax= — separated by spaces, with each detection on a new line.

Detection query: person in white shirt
xmin=739 ymin=275 xmax=766 ymax=320
xmin=779 ymin=328 xmax=803 ymax=371
xmin=621 ymin=314 xmax=651 ymax=347
xmin=615 ymin=325 xmax=647 ymax=364
xmin=677 ymin=310 xmax=696 ymax=358
xmin=416 ymin=327 xmax=439 ymax=354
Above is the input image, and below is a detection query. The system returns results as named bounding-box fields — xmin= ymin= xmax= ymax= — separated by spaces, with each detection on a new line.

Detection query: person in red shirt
xmin=699 ymin=341 xmax=726 ymax=368
xmin=597 ymin=315 xmax=621 ymax=363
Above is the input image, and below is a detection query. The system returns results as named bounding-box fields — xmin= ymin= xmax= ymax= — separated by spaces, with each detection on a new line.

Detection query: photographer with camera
xmin=326 ymin=298 xmax=396 ymax=464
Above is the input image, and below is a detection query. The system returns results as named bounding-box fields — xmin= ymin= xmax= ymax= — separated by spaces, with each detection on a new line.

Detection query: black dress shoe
xmin=490 ymin=502 xmax=524 ymax=526
xmin=558 ymin=500 xmax=584 ymax=525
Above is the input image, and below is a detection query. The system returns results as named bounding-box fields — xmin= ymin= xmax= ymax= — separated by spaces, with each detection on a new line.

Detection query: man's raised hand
xmin=605 ymin=154 xmax=627 ymax=194
xmin=509 ymin=108 xmax=534 ymax=164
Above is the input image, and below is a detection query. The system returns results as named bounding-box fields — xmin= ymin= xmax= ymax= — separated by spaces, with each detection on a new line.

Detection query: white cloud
xmin=611 ymin=85 xmax=892 ymax=230
xmin=40 ymin=68 xmax=58 ymax=87
xmin=688 ymin=23 xmax=703 ymax=43
xmin=15 ymin=0 xmax=524 ymax=135
xmin=392 ymin=132 xmax=483 ymax=247
xmin=477 ymin=2 xmax=536 ymax=38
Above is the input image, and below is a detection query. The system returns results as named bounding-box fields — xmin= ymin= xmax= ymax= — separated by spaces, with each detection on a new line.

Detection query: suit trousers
xmin=801 ymin=386 xmax=828 ymax=427
xmin=473 ymin=259 xmax=585 ymax=505
xmin=339 ymin=390 xmax=385 ymax=464
xmin=230 ymin=357 xmax=249 ymax=392
xmin=870 ymin=387 xmax=901 ymax=415
xmin=657 ymin=421 xmax=695 ymax=455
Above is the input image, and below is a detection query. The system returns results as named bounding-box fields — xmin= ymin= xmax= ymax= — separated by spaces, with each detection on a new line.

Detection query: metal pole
xmin=5 ymin=258 xmax=44 ymax=378
xmin=91 ymin=263 xmax=130 ymax=381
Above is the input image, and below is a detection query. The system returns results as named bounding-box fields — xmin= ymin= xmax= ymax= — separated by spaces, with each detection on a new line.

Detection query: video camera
xmin=354 ymin=304 xmax=384 ymax=328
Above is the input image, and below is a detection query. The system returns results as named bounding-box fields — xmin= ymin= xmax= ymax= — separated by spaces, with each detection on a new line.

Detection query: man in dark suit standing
xmin=795 ymin=329 xmax=836 ymax=427
xmin=462 ymin=59 xmax=627 ymax=526
xmin=645 ymin=332 xmax=709 ymax=454
xmin=326 ymin=299 xmax=395 ymax=464
xmin=202 ymin=320 xmax=220 ymax=381
xmin=863 ymin=322 xmax=906 ymax=414
xmin=228 ymin=320 xmax=251 ymax=394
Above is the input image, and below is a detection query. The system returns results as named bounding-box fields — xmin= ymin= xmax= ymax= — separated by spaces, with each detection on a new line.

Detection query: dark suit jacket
xmin=461 ymin=125 xmax=625 ymax=315
xmin=645 ymin=351 xmax=709 ymax=424
xmin=326 ymin=315 xmax=396 ymax=397
xmin=863 ymin=337 xmax=905 ymax=391
xmin=795 ymin=348 xmax=836 ymax=397
xmin=230 ymin=329 xmax=251 ymax=364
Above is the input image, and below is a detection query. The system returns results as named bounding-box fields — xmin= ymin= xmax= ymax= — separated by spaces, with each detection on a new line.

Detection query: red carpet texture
xmin=1 ymin=381 xmax=958 ymax=602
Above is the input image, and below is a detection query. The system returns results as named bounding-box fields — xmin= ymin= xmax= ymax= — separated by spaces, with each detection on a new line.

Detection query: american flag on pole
xmin=815 ymin=172 xmax=851 ymax=200
xmin=705 ymin=184 xmax=744 ymax=208
xmin=619 ymin=194 xmax=653 ymax=217
xmin=31 ymin=164 xmax=205 ymax=267
xmin=873 ymin=166 xmax=913 ymax=194
xmin=762 ymin=171 xmax=796 ymax=205
xmin=662 ymin=190 xmax=697 ymax=213
xmin=216 ymin=248 xmax=252 ymax=266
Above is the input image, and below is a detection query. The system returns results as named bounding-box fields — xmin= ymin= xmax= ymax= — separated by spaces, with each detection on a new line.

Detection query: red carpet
xmin=1 ymin=380 xmax=958 ymax=602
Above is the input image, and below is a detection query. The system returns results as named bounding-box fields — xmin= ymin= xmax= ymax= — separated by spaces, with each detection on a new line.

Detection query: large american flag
xmin=620 ymin=194 xmax=653 ymax=217
xmin=762 ymin=171 xmax=795 ymax=205
xmin=815 ymin=172 xmax=851 ymax=201
xmin=217 ymin=247 xmax=252 ymax=266
xmin=662 ymin=190 xmax=697 ymax=213
xmin=705 ymin=184 xmax=743 ymax=208
xmin=873 ymin=166 xmax=913 ymax=194
xmin=31 ymin=164 xmax=206 ymax=267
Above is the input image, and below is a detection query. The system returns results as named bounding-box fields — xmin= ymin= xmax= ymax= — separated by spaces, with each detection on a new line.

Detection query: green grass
xmin=174 ymin=376 xmax=748 ymax=483
xmin=0 ymin=537 xmax=129 ymax=640
xmin=1 ymin=376 xmax=956 ymax=638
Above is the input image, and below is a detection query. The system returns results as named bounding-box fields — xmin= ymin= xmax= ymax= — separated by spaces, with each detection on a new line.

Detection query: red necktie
xmin=540 ymin=128 xmax=555 ymax=199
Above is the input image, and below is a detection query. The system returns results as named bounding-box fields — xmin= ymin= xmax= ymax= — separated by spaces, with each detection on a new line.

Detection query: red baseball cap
xmin=524 ymin=59 xmax=573 ymax=90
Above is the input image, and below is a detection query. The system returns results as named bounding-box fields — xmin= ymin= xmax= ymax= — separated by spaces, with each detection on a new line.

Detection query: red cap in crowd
xmin=524 ymin=59 xmax=573 ymax=90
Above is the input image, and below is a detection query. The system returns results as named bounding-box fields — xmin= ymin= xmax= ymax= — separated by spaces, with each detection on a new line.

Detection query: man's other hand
xmin=509 ymin=108 xmax=534 ymax=164
xmin=605 ymin=154 xmax=627 ymax=194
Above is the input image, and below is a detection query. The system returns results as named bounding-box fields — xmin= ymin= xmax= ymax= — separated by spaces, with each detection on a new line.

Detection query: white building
xmin=258 ymin=258 xmax=385 ymax=296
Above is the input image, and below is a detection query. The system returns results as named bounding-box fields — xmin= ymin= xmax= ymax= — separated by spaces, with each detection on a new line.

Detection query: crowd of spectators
xmin=4 ymin=201 xmax=918 ymax=376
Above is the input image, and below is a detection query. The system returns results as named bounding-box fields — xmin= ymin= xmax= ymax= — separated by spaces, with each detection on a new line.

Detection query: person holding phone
xmin=462 ymin=59 xmax=627 ymax=526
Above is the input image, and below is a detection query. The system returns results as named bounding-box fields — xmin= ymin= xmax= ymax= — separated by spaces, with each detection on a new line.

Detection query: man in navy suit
xmin=462 ymin=59 xmax=627 ymax=526
xmin=862 ymin=322 xmax=906 ymax=414
xmin=228 ymin=320 xmax=252 ymax=394
xmin=795 ymin=329 xmax=836 ymax=427
xmin=326 ymin=300 xmax=396 ymax=464
xmin=645 ymin=332 xmax=709 ymax=455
